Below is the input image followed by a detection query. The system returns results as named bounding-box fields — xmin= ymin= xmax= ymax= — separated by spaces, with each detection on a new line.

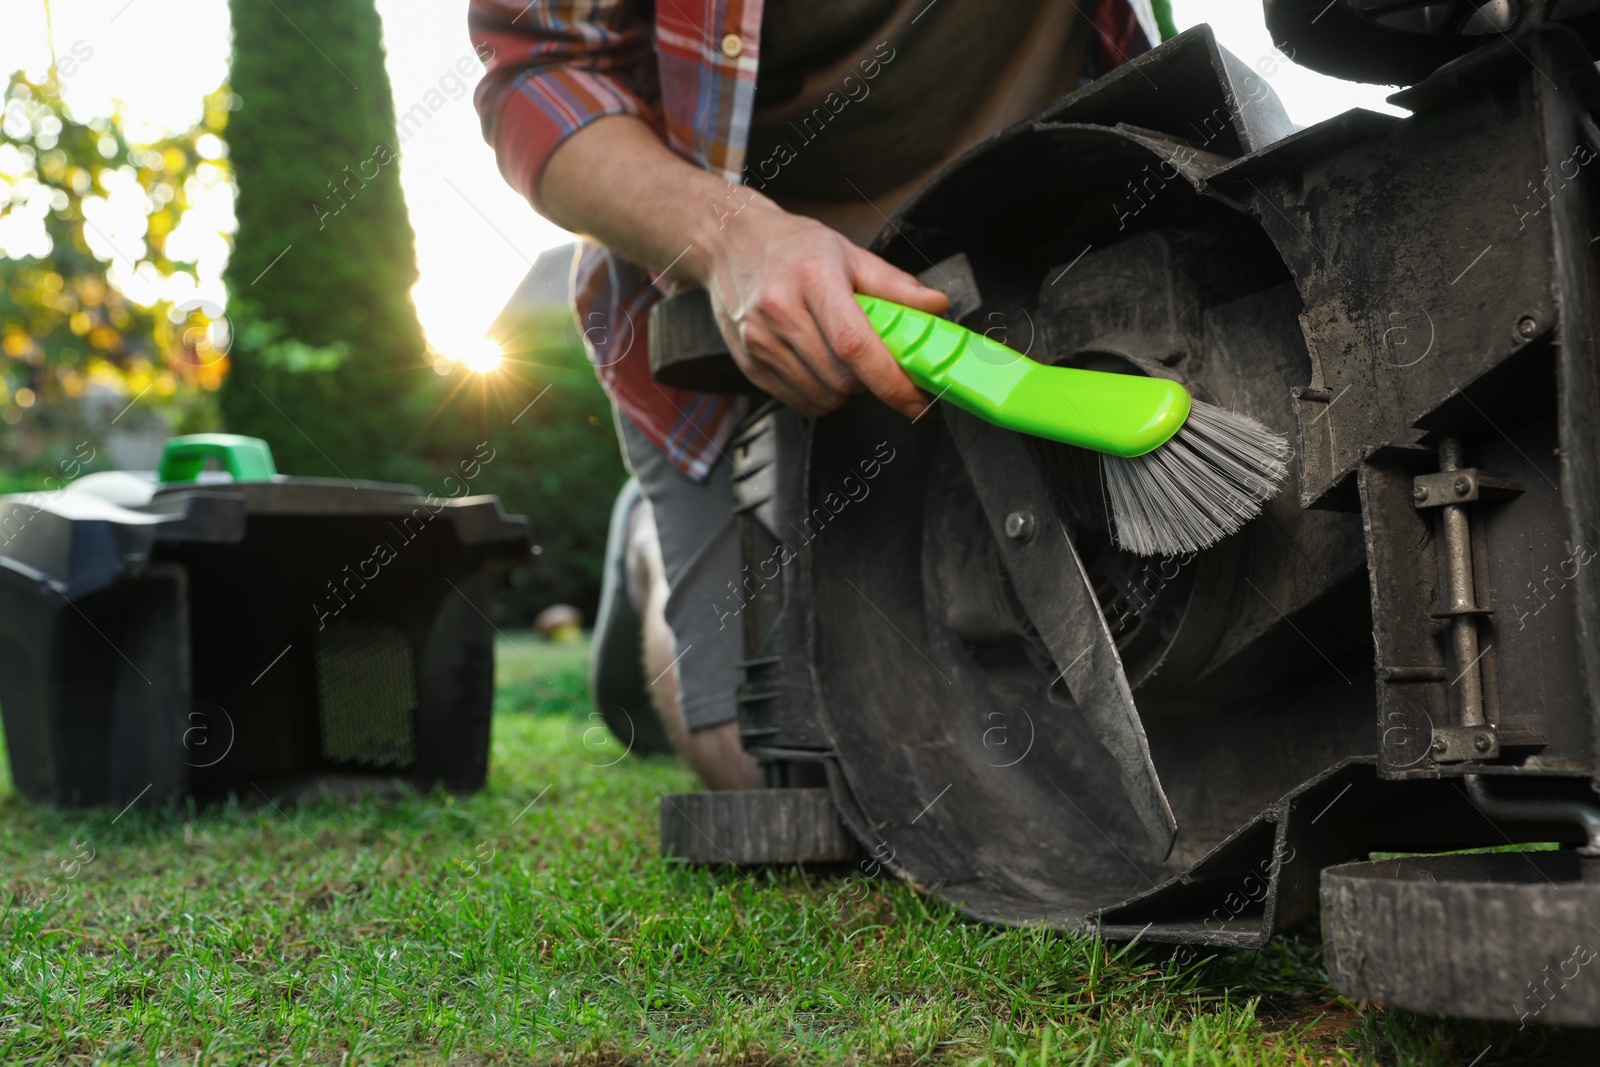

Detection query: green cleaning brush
xmin=856 ymin=294 xmax=1290 ymax=557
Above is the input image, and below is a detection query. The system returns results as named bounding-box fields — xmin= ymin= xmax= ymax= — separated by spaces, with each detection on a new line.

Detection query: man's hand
xmin=694 ymin=195 xmax=949 ymax=418
xmin=539 ymin=115 xmax=949 ymax=418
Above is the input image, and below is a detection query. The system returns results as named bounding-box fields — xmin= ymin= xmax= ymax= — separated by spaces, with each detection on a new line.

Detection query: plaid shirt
xmin=470 ymin=0 xmax=1164 ymax=480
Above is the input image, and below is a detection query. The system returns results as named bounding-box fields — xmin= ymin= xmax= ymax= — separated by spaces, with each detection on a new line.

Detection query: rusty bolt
xmin=1414 ymin=485 xmax=1429 ymax=502
xmin=1004 ymin=511 xmax=1036 ymax=543
xmin=1517 ymin=316 xmax=1538 ymax=339
xmin=1454 ymin=476 xmax=1471 ymax=497
xmin=1431 ymin=737 xmax=1448 ymax=755
xmin=1474 ymin=732 xmax=1494 ymax=753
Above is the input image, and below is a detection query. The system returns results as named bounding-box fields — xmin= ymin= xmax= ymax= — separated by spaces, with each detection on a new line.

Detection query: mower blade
xmin=945 ymin=406 xmax=1178 ymax=858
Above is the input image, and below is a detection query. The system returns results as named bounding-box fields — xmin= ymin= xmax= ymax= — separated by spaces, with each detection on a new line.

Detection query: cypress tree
xmin=221 ymin=0 xmax=426 ymax=480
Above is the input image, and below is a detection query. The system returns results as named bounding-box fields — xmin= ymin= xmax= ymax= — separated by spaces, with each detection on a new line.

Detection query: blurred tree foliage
xmin=221 ymin=0 xmax=428 ymax=483
xmin=426 ymin=305 xmax=628 ymax=623
xmin=0 ymin=66 xmax=233 ymax=477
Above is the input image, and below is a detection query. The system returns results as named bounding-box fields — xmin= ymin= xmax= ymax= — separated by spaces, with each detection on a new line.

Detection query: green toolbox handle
xmin=158 ymin=434 xmax=278 ymax=483
xmin=856 ymin=294 xmax=1191 ymax=458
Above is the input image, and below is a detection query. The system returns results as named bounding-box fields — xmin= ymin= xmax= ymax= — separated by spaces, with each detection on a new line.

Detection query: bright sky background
xmin=0 ymin=0 xmax=1404 ymax=363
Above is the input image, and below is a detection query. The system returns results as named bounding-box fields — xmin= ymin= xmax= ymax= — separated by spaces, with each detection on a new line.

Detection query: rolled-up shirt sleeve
xmin=469 ymin=0 xmax=664 ymax=214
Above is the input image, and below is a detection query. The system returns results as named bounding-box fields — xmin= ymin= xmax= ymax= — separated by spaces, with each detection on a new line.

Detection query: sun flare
xmin=456 ymin=336 xmax=505 ymax=375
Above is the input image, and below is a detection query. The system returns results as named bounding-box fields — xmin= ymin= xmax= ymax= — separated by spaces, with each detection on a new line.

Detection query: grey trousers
xmin=617 ymin=416 xmax=743 ymax=730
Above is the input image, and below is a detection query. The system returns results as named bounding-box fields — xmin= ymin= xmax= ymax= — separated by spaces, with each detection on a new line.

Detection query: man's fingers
xmin=849 ymin=248 xmax=951 ymax=316
xmin=742 ymin=357 xmax=832 ymax=416
xmin=721 ymin=317 xmax=817 ymax=412
xmin=724 ymin=286 xmax=860 ymax=415
xmin=736 ymin=320 xmax=848 ymax=415
xmin=807 ymin=286 xmax=927 ymax=420
xmin=778 ymin=306 xmax=860 ymax=397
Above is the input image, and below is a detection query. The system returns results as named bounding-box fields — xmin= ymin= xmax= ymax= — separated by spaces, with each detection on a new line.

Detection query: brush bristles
xmin=1101 ymin=400 xmax=1291 ymax=557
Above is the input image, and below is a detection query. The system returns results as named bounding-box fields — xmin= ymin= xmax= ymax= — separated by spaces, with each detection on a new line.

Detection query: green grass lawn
xmin=1 ymin=635 xmax=1595 ymax=1065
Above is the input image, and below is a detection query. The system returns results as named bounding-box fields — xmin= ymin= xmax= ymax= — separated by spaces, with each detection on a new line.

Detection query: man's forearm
xmin=539 ymin=114 xmax=741 ymax=286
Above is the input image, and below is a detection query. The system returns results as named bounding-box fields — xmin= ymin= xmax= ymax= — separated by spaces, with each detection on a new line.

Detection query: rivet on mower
xmin=1004 ymin=511 xmax=1036 ymax=542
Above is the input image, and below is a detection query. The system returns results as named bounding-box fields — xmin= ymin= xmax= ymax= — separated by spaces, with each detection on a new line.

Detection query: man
xmin=470 ymin=0 xmax=1167 ymax=788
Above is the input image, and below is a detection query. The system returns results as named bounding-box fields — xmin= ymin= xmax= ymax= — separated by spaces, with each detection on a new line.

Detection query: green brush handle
xmin=856 ymin=295 xmax=1191 ymax=458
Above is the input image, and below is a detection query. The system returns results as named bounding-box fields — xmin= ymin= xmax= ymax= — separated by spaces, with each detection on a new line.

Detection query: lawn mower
xmin=0 ymin=434 xmax=530 ymax=809
xmin=624 ymin=1 xmax=1600 ymax=1026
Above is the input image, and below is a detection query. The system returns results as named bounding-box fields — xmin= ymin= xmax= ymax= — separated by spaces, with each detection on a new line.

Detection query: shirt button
xmin=720 ymin=33 xmax=743 ymax=59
